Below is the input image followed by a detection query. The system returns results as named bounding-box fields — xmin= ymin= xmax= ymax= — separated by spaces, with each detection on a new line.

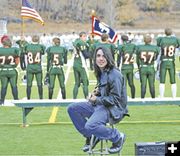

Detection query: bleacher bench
xmin=12 ymin=98 xmax=180 ymax=127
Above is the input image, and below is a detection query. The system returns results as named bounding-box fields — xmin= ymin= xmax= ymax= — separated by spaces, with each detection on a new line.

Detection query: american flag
xmin=92 ymin=16 xmax=117 ymax=43
xmin=21 ymin=0 xmax=44 ymax=25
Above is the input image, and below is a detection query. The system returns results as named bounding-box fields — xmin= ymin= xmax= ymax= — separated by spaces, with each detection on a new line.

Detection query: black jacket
xmin=95 ymin=68 xmax=128 ymax=124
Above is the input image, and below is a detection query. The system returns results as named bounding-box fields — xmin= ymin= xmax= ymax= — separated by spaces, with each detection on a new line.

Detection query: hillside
xmin=1 ymin=0 xmax=180 ymax=34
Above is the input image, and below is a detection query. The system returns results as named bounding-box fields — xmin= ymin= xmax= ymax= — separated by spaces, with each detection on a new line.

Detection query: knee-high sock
xmin=159 ymin=83 xmax=165 ymax=98
xmin=171 ymin=83 xmax=176 ymax=98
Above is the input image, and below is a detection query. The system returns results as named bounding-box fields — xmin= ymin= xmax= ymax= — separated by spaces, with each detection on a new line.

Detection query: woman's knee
xmin=67 ymin=103 xmax=76 ymax=113
xmin=67 ymin=102 xmax=81 ymax=114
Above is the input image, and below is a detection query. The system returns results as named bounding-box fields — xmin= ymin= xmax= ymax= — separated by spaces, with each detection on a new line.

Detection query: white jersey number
xmin=163 ymin=46 xmax=175 ymax=57
xmin=53 ymin=54 xmax=60 ymax=65
xmin=27 ymin=52 xmax=41 ymax=64
xmin=123 ymin=53 xmax=134 ymax=64
xmin=141 ymin=52 xmax=155 ymax=64
xmin=0 ymin=55 xmax=15 ymax=65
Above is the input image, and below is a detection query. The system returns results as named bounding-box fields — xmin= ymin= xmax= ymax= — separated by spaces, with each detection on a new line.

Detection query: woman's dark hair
xmin=93 ymin=46 xmax=115 ymax=80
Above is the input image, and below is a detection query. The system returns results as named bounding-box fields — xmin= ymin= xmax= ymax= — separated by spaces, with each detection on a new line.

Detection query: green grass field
xmin=0 ymin=105 xmax=179 ymax=155
xmin=0 ymin=53 xmax=180 ymax=155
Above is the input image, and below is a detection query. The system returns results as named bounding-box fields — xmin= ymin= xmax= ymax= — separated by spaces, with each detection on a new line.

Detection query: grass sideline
xmin=0 ymin=105 xmax=179 ymax=155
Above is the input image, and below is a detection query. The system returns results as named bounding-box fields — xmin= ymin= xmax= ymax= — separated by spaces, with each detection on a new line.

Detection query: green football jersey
xmin=86 ymin=38 xmax=98 ymax=51
xmin=46 ymin=45 xmax=67 ymax=71
xmin=0 ymin=47 xmax=20 ymax=68
xmin=16 ymin=40 xmax=29 ymax=70
xmin=24 ymin=43 xmax=45 ymax=72
xmin=136 ymin=44 xmax=160 ymax=67
xmin=157 ymin=36 xmax=180 ymax=61
xmin=73 ymin=38 xmax=89 ymax=53
xmin=118 ymin=43 xmax=136 ymax=69
xmin=73 ymin=39 xmax=89 ymax=67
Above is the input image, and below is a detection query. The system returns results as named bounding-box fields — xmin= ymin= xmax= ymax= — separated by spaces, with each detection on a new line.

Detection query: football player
xmin=86 ymin=33 xmax=98 ymax=70
xmin=73 ymin=32 xmax=89 ymax=99
xmin=118 ymin=35 xmax=136 ymax=98
xmin=0 ymin=36 xmax=20 ymax=104
xmin=46 ymin=37 xmax=67 ymax=99
xmin=136 ymin=35 xmax=160 ymax=98
xmin=23 ymin=35 xmax=45 ymax=99
xmin=16 ymin=36 xmax=28 ymax=70
xmin=157 ymin=28 xmax=180 ymax=98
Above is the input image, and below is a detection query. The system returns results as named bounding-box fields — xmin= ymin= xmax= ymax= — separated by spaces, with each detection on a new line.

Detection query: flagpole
xmin=21 ymin=0 xmax=25 ymax=39
xmin=21 ymin=18 xmax=25 ymax=39
xmin=91 ymin=10 xmax=95 ymax=34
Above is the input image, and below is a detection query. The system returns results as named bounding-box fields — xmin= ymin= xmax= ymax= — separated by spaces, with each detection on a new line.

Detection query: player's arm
xmin=177 ymin=38 xmax=180 ymax=47
xmin=109 ymin=43 xmax=116 ymax=60
xmin=64 ymin=48 xmax=68 ymax=64
xmin=44 ymin=47 xmax=50 ymax=85
xmin=155 ymin=47 xmax=161 ymax=71
xmin=156 ymin=37 xmax=162 ymax=47
xmin=132 ymin=44 xmax=137 ymax=68
xmin=20 ymin=45 xmax=27 ymax=70
xmin=16 ymin=40 xmax=20 ymax=46
xmin=73 ymin=39 xmax=80 ymax=53
xmin=116 ymin=52 xmax=120 ymax=68
xmin=46 ymin=47 xmax=50 ymax=73
xmin=117 ymin=45 xmax=122 ymax=68
xmin=86 ymin=40 xmax=90 ymax=50
xmin=176 ymin=38 xmax=180 ymax=61
xmin=135 ymin=46 xmax=140 ymax=68
xmin=73 ymin=39 xmax=79 ymax=48
xmin=111 ymin=43 xmax=117 ymax=54
xmin=15 ymin=48 xmax=20 ymax=66
xmin=41 ymin=45 xmax=46 ymax=55
xmin=91 ymin=42 xmax=97 ymax=54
